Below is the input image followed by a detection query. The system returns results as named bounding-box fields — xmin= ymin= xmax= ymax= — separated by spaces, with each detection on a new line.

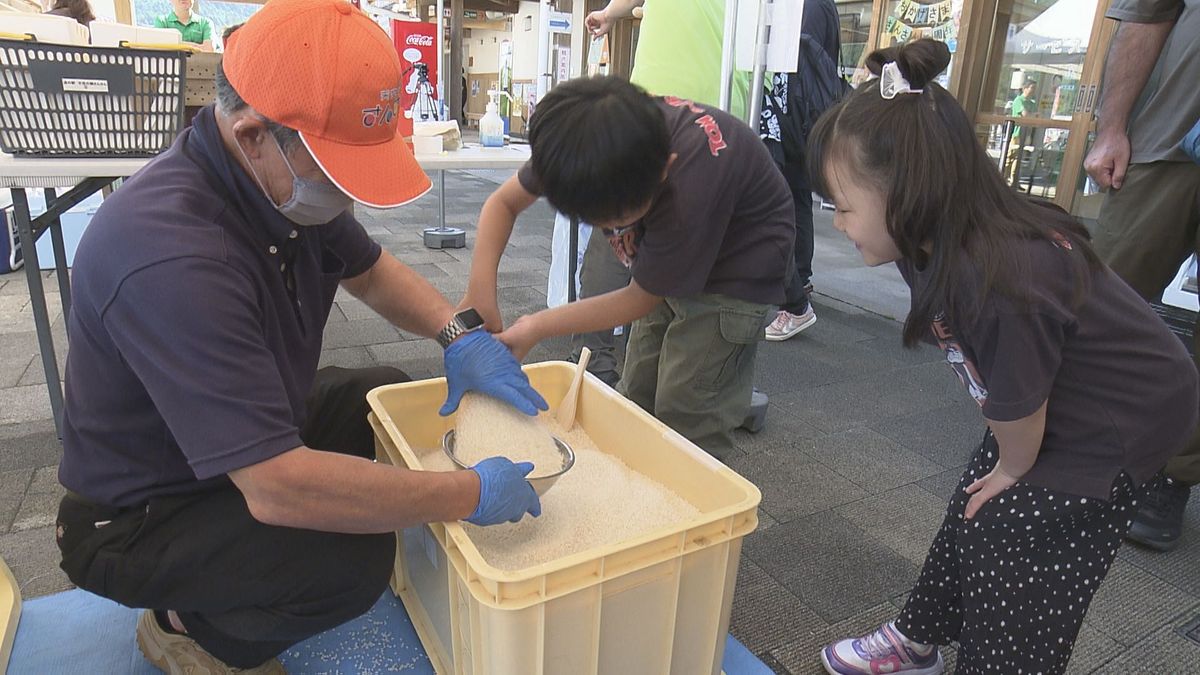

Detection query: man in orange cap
xmin=53 ymin=1 xmax=546 ymax=672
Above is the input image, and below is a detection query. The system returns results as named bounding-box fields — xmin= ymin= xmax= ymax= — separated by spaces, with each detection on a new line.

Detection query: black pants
xmin=56 ymin=366 xmax=408 ymax=668
xmin=781 ymin=162 xmax=814 ymax=315
xmin=895 ymin=434 xmax=1138 ymax=674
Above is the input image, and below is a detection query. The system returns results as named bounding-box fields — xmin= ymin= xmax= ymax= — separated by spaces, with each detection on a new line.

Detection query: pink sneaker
xmin=765 ymin=308 xmax=816 ymax=341
xmin=821 ymin=622 xmax=943 ymax=674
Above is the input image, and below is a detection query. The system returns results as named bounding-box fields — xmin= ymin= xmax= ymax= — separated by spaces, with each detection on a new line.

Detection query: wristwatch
xmin=436 ymin=308 xmax=485 ymax=348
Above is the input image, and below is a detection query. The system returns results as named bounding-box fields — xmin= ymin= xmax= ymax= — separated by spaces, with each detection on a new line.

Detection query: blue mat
xmin=9 ymin=590 xmax=771 ymax=673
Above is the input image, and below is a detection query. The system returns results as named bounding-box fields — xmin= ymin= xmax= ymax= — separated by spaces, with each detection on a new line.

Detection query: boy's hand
xmin=496 ymin=314 xmax=541 ymax=361
xmin=963 ymin=466 xmax=1021 ymax=520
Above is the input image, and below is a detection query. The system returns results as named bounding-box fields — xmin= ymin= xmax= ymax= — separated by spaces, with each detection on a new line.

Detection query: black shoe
xmin=1127 ymin=475 xmax=1191 ymax=551
xmin=739 ymin=389 xmax=768 ymax=433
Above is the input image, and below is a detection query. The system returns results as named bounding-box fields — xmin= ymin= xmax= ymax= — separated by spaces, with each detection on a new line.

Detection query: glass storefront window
xmin=1073 ymin=130 xmax=1105 ymax=223
xmin=879 ymin=0 xmax=964 ymax=87
xmin=978 ymin=122 xmax=1070 ymax=201
xmin=986 ymin=0 xmax=1097 ymax=119
xmin=133 ymin=0 xmax=261 ymax=50
xmin=835 ymin=0 xmax=874 ymax=73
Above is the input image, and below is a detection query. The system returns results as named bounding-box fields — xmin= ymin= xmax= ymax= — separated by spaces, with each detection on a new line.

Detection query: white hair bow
xmin=880 ymin=62 xmax=923 ymax=99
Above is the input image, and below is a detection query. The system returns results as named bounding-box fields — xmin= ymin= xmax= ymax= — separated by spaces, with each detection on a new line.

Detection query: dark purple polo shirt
xmin=59 ymin=106 xmax=382 ymax=507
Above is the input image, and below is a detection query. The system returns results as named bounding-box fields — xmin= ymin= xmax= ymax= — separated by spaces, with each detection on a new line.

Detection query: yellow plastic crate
xmin=0 ymin=556 xmax=20 ymax=675
xmin=367 ymin=361 xmax=761 ymax=675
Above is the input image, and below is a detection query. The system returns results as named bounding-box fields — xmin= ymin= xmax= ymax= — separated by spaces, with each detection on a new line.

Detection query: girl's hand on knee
xmin=964 ymin=467 xmax=1021 ymax=520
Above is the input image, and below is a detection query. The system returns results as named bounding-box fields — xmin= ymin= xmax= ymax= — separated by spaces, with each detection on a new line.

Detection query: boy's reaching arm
xmin=497 ymin=280 xmax=662 ymax=359
xmin=461 ymin=175 xmax=540 ymax=331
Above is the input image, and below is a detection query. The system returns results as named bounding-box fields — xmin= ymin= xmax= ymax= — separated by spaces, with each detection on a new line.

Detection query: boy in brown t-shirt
xmin=461 ymin=76 xmax=795 ymax=460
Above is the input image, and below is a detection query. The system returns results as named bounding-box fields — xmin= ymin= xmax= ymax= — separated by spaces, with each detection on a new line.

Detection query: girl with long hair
xmin=812 ymin=39 xmax=1198 ymax=675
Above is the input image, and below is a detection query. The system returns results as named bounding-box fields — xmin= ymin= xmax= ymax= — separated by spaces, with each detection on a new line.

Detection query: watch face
xmin=458 ymin=308 xmax=485 ymax=330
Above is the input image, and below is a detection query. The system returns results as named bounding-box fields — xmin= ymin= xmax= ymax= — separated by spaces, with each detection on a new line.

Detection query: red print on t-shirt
xmin=932 ymin=313 xmax=989 ymax=407
xmin=1049 ymin=229 xmax=1074 ymax=251
xmin=664 ymin=96 xmax=705 ymax=113
xmin=695 ymin=115 xmax=727 ymax=156
xmin=664 ymin=96 xmax=728 ymax=157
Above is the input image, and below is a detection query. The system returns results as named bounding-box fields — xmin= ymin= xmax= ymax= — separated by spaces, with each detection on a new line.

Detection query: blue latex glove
xmin=440 ymin=330 xmax=549 ymax=417
xmin=467 ymin=457 xmax=542 ymax=525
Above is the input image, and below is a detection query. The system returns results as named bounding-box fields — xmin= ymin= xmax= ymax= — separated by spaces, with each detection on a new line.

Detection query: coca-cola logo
xmin=406 ymin=34 xmax=434 ymax=46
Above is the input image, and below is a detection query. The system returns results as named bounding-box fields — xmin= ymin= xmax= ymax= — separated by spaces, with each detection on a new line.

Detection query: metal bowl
xmin=442 ymin=429 xmax=575 ymax=496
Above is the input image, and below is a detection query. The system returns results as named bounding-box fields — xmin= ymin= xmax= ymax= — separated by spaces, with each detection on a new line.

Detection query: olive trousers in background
xmin=1092 ymin=160 xmax=1200 ymax=485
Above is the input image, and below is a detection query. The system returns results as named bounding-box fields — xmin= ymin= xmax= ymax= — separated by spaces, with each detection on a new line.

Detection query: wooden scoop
xmin=556 ymin=347 xmax=591 ymax=429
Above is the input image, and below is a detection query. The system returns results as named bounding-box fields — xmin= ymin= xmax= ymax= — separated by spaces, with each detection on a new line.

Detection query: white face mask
xmin=240 ymin=133 xmax=354 ymax=226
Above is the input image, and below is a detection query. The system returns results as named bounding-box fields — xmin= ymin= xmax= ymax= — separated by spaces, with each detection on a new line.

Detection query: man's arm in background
xmin=1084 ymin=13 xmax=1176 ymax=190
xmin=585 ymin=0 xmax=645 ymax=36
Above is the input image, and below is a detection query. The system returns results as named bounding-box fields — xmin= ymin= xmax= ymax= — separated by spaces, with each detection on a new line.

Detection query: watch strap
xmin=436 ymin=315 xmax=468 ymax=348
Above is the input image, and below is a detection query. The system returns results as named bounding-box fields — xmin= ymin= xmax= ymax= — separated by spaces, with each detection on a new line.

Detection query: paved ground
xmin=2 ymin=169 xmax=1198 ymax=674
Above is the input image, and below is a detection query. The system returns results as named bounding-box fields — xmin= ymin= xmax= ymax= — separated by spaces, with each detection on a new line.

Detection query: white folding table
xmin=1 ymin=156 xmax=151 ymax=434
xmin=414 ymin=143 xmax=530 ymax=247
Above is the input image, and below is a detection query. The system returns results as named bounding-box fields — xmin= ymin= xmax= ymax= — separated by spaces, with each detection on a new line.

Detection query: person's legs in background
xmin=767 ymin=162 xmax=817 ymax=341
xmin=570 ymin=226 xmax=633 ymax=387
xmin=1091 ymin=160 xmax=1200 ymax=550
xmin=1005 ymin=140 xmax=1022 ymax=185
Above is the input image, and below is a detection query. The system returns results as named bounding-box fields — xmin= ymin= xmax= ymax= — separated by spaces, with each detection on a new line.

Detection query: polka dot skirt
xmin=895 ymin=433 xmax=1138 ymax=674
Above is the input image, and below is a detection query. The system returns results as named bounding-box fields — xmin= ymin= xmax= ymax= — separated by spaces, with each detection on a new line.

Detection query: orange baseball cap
xmin=223 ymin=0 xmax=431 ymax=208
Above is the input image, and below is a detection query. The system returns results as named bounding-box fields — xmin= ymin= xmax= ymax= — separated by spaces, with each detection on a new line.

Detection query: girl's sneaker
xmin=821 ymin=622 xmax=944 ymax=675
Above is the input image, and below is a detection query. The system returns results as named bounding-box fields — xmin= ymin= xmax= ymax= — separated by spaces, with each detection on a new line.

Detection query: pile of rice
xmin=453 ymin=393 xmax=566 ymax=477
xmin=422 ymin=414 xmax=700 ymax=570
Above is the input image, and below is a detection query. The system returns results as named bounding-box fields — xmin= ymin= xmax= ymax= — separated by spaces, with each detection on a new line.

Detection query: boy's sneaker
xmin=822 ymin=622 xmax=943 ymax=675
xmin=136 ymin=610 xmax=286 ymax=674
xmin=765 ymin=307 xmax=816 ymax=341
xmin=739 ymin=388 xmax=769 ymax=433
xmin=1127 ymin=475 xmax=1191 ymax=551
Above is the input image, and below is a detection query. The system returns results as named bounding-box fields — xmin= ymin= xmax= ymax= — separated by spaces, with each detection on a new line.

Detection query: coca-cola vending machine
xmin=392 ymin=21 xmax=440 ymax=139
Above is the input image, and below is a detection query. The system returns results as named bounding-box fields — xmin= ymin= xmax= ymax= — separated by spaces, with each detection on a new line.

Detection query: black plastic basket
xmin=1153 ymin=301 xmax=1196 ymax=357
xmin=0 ymin=38 xmax=187 ymax=158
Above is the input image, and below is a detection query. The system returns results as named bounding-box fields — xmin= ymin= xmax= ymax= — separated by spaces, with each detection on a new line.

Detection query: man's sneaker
xmin=822 ymin=622 xmax=943 ymax=675
xmin=1127 ymin=475 xmax=1192 ymax=551
xmin=136 ymin=610 xmax=286 ymax=674
xmin=765 ymin=308 xmax=816 ymax=341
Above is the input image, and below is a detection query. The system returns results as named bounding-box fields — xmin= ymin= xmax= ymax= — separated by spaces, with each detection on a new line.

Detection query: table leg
xmin=10 ymin=188 xmax=64 ymax=436
xmin=422 ymin=170 xmax=466 ymax=248
xmin=439 ymin=169 xmax=447 ymax=232
xmin=567 ymin=216 xmax=579 ymax=303
xmin=44 ymin=188 xmax=72 ymax=322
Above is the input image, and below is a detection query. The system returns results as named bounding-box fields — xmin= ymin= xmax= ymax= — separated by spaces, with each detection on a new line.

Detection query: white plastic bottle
xmin=480 ymin=91 xmax=506 ymax=148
